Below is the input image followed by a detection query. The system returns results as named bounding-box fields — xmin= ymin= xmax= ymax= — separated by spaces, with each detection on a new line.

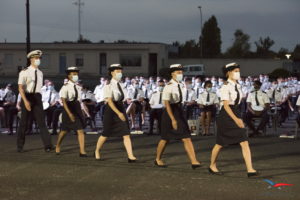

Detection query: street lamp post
xmin=26 ymin=0 xmax=31 ymax=54
xmin=198 ymin=6 xmax=203 ymax=58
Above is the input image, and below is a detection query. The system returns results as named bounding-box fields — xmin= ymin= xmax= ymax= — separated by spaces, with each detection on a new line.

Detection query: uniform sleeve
xmin=219 ymin=85 xmax=230 ymax=101
xmin=213 ymin=94 xmax=219 ymax=104
xmin=297 ymin=96 xmax=300 ymax=106
xmin=18 ymin=71 xmax=26 ymax=85
xmin=149 ymin=93 xmax=155 ymax=105
xmin=103 ymin=85 xmax=112 ymax=99
xmin=191 ymin=91 xmax=196 ymax=101
xmin=263 ymin=93 xmax=270 ymax=104
xmin=59 ymin=86 xmax=68 ymax=99
xmin=197 ymin=94 xmax=203 ymax=105
xmin=162 ymin=85 xmax=172 ymax=101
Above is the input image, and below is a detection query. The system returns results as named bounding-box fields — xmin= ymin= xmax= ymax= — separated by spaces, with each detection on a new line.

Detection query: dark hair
xmin=204 ymin=80 xmax=212 ymax=88
xmin=185 ymin=77 xmax=192 ymax=82
xmin=158 ymin=79 xmax=164 ymax=83
xmin=253 ymin=80 xmax=262 ymax=87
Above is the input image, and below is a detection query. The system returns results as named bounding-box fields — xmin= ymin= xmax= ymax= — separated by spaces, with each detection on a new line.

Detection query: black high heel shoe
xmin=128 ymin=158 xmax=137 ymax=163
xmin=154 ymin=160 xmax=167 ymax=168
xmin=208 ymin=168 xmax=224 ymax=175
xmin=247 ymin=171 xmax=259 ymax=178
xmin=191 ymin=164 xmax=202 ymax=170
xmin=79 ymin=153 xmax=88 ymax=157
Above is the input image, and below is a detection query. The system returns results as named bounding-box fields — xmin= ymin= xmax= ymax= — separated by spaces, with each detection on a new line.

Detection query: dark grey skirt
xmin=102 ymin=101 xmax=130 ymax=137
xmin=216 ymin=105 xmax=248 ymax=146
xmin=160 ymin=103 xmax=191 ymax=140
xmin=61 ymin=101 xmax=85 ymax=132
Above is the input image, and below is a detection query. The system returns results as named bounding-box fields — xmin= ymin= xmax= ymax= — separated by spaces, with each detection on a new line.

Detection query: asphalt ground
xmin=0 ymin=130 xmax=299 ymax=200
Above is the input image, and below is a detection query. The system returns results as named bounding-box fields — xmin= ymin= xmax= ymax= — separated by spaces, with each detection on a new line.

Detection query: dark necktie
xmin=159 ymin=92 xmax=162 ymax=104
xmin=197 ymin=88 xmax=199 ymax=98
xmin=186 ymin=90 xmax=189 ymax=101
xmin=255 ymin=91 xmax=259 ymax=106
xmin=178 ymin=84 xmax=182 ymax=103
xmin=134 ymin=88 xmax=138 ymax=99
xmin=33 ymin=70 xmax=37 ymax=93
xmin=48 ymin=91 xmax=52 ymax=103
xmin=117 ymin=83 xmax=124 ymax=101
xmin=145 ymin=89 xmax=148 ymax=99
xmin=234 ymin=84 xmax=240 ymax=105
xmin=74 ymin=85 xmax=78 ymax=101
xmin=272 ymin=89 xmax=276 ymax=99
xmin=206 ymin=92 xmax=210 ymax=102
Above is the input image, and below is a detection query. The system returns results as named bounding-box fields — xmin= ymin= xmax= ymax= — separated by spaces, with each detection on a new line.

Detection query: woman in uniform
xmin=154 ymin=64 xmax=201 ymax=169
xmin=208 ymin=62 xmax=258 ymax=177
xmin=94 ymin=64 xmax=137 ymax=162
xmin=55 ymin=66 xmax=87 ymax=157
xmin=198 ymin=80 xmax=219 ymax=136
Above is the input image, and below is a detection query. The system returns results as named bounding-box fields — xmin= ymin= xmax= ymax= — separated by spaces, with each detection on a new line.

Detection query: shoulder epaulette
xmin=167 ymin=82 xmax=172 ymax=85
xmin=223 ymin=81 xmax=228 ymax=85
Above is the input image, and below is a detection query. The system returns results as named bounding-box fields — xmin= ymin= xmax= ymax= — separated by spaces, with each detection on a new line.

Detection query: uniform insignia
xmin=223 ymin=81 xmax=228 ymax=85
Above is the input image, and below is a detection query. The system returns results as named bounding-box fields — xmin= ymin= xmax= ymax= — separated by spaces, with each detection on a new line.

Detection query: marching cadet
xmin=94 ymin=64 xmax=137 ymax=162
xmin=17 ymin=50 xmax=53 ymax=152
xmin=94 ymin=78 xmax=107 ymax=122
xmin=197 ymin=80 xmax=219 ymax=136
xmin=154 ymin=64 xmax=201 ymax=169
xmin=208 ymin=63 xmax=258 ymax=178
xmin=148 ymin=79 xmax=165 ymax=135
xmin=245 ymin=81 xmax=270 ymax=137
xmin=55 ymin=66 xmax=87 ymax=157
xmin=182 ymin=78 xmax=197 ymax=120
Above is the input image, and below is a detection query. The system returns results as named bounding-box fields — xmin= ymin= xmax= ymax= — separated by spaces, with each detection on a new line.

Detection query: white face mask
xmin=158 ymin=86 xmax=164 ymax=92
xmin=72 ymin=75 xmax=79 ymax=83
xmin=175 ymin=74 xmax=183 ymax=82
xmin=233 ymin=72 xmax=241 ymax=80
xmin=34 ymin=59 xmax=41 ymax=66
xmin=115 ymin=72 xmax=122 ymax=81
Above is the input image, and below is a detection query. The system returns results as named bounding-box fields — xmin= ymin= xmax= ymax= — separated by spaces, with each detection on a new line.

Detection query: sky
xmin=0 ymin=0 xmax=299 ymax=52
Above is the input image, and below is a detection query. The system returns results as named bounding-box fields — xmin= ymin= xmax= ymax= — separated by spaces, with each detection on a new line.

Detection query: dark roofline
xmin=0 ymin=42 xmax=169 ymax=45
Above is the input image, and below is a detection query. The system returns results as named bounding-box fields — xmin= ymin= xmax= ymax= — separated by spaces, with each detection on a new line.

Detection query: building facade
xmin=0 ymin=43 xmax=169 ymax=77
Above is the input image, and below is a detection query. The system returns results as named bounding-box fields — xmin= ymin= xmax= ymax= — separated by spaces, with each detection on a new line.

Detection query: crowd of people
xmin=1 ymin=72 xmax=300 ymax=137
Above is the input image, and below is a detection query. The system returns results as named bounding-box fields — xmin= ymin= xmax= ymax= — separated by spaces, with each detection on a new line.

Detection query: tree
xmin=225 ymin=29 xmax=251 ymax=58
xmin=255 ymin=36 xmax=275 ymax=58
xmin=177 ymin=40 xmax=200 ymax=58
xmin=201 ymin=15 xmax=222 ymax=58
xmin=277 ymin=48 xmax=289 ymax=59
xmin=293 ymin=44 xmax=300 ymax=61
xmin=269 ymin=68 xmax=290 ymax=79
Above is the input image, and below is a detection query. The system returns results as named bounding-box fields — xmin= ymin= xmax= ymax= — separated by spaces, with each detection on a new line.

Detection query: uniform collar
xmin=170 ymin=79 xmax=179 ymax=85
xmin=227 ymin=79 xmax=237 ymax=85
xmin=28 ymin=65 xmax=38 ymax=71
xmin=68 ymin=80 xmax=76 ymax=86
xmin=111 ymin=78 xmax=119 ymax=84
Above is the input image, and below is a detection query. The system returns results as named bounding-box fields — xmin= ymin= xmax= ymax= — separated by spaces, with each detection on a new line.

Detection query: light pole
xmin=26 ymin=0 xmax=31 ymax=54
xmin=73 ymin=0 xmax=84 ymax=41
xmin=198 ymin=6 xmax=203 ymax=58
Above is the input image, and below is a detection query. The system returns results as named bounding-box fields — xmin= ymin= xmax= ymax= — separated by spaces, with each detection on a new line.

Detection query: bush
xmin=269 ymin=68 xmax=291 ymax=79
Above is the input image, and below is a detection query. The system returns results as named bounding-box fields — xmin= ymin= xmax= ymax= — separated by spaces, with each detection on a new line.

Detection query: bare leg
xmin=210 ymin=144 xmax=223 ymax=172
xmin=205 ymin=112 xmax=212 ymax=134
xmin=200 ymin=112 xmax=206 ymax=135
xmin=95 ymin=135 xmax=108 ymax=159
xmin=77 ymin=129 xmax=86 ymax=154
xmin=240 ymin=141 xmax=256 ymax=173
xmin=182 ymin=138 xmax=200 ymax=165
xmin=155 ymin=139 xmax=168 ymax=165
xmin=55 ymin=130 xmax=68 ymax=153
xmin=123 ymin=135 xmax=136 ymax=160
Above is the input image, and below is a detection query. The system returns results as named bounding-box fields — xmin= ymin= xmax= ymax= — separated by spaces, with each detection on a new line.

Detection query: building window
xmin=75 ymin=54 xmax=84 ymax=67
xmin=120 ymin=54 xmax=142 ymax=67
xmin=40 ymin=54 xmax=50 ymax=69
xmin=4 ymin=54 xmax=13 ymax=66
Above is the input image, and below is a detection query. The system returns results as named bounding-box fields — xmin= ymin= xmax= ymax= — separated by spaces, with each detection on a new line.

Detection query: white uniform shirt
xmin=81 ymin=90 xmax=96 ymax=102
xmin=18 ymin=66 xmax=43 ymax=94
xmin=219 ymin=79 xmax=243 ymax=106
xmin=103 ymin=78 xmax=128 ymax=102
xmin=59 ymin=81 xmax=82 ymax=101
xmin=149 ymin=91 xmax=164 ymax=109
xmin=162 ymin=79 xmax=184 ymax=104
xmin=266 ymin=87 xmax=287 ymax=103
xmin=93 ymin=84 xmax=105 ymax=103
xmin=296 ymin=95 xmax=300 ymax=106
xmin=182 ymin=88 xmax=196 ymax=103
xmin=142 ymin=85 xmax=153 ymax=99
xmin=246 ymin=90 xmax=270 ymax=111
xmin=42 ymin=89 xmax=59 ymax=105
xmin=127 ymin=85 xmax=144 ymax=100
xmin=197 ymin=91 xmax=219 ymax=106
